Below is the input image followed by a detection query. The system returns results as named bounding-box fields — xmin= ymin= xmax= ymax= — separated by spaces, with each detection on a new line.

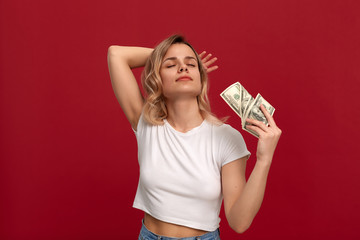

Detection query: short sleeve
xmin=216 ymin=124 xmax=251 ymax=167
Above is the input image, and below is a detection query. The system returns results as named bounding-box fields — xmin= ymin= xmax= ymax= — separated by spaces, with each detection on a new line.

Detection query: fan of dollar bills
xmin=220 ymin=82 xmax=275 ymax=138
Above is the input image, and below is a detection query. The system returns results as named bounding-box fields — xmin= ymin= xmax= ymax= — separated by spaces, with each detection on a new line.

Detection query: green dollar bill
xmin=221 ymin=82 xmax=276 ymax=138
xmin=220 ymin=82 xmax=242 ymax=117
xmin=243 ymin=93 xmax=275 ymax=138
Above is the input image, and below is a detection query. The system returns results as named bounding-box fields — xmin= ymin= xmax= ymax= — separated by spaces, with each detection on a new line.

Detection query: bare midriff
xmin=144 ymin=213 xmax=209 ymax=238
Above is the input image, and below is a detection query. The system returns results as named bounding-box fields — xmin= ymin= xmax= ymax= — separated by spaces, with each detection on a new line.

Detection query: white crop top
xmin=133 ymin=114 xmax=251 ymax=231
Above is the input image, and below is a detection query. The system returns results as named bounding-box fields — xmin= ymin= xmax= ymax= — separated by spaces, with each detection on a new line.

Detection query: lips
xmin=176 ymin=76 xmax=192 ymax=81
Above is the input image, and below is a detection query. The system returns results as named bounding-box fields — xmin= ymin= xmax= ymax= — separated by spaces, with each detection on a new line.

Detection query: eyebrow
xmin=163 ymin=56 xmax=197 ymax=63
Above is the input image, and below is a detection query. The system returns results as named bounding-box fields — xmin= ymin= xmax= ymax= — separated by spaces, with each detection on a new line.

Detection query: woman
xmin=107 ymin=35 xmax=281 ymax=239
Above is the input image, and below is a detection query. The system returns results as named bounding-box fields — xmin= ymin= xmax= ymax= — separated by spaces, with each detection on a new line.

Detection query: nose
xmin=178 ymin=64 xmax=188 ymax=73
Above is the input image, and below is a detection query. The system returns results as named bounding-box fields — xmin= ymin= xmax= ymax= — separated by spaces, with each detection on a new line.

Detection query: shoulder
xmin=209 ymin=122 xmax=250 ymax=166
xmin=211 ymin=122 xmax=243 ymax=138
xmin=209 ymin=122 xmax=247 ymax=148
xmin=134 ymin=112 xmax=165 ymax=135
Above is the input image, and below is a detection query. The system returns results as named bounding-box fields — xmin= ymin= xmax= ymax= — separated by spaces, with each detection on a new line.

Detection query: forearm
xmin=107 ymin=46 xmax=153 ymax=69
xmin=228 ymin=160 xmax=271 ymax=233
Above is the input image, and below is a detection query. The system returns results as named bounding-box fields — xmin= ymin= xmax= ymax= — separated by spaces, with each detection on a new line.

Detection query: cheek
xmin=160 ymin=71 xmax=171 ymax=86
xmin=194 ymin=72 xmax=202 ymax=87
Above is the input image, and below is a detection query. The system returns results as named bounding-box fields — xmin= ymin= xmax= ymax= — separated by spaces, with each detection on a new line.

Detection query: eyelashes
xmin=166 ymin=64 xmax=196 ymax=68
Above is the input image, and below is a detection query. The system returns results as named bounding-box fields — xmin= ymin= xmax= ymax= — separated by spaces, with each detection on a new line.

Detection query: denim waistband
xmin=138 ymin=220 xmax=220 ymax=240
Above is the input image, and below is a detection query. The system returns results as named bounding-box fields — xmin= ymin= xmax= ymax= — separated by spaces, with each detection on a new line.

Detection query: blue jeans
xmin=138 ymin=220 xmax=221 ymax=240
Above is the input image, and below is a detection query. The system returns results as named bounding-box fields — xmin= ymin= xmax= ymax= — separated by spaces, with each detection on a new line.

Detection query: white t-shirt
xmin=133 ymin=114 xmax=251 ymax=231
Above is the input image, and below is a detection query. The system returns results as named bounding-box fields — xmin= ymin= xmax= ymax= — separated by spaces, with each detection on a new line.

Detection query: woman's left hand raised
xmin=199 ymin=51 xmax=218 ymax=74
xmin=245 ymin=104 xmax=282 ymax=165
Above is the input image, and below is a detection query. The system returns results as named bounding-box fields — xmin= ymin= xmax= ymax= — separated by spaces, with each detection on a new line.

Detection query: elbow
xmin=232 ymin=225 xmax=249 ymax=234
xmin=107 ymin=45 xmax=117 ymax=57
xmin=107 ymin=45 xmax=125 ymax=58
xmin=107 ymin=46 xmax=130 ymax=66
xmin=230 ymin=221 xmax=252 ymax=234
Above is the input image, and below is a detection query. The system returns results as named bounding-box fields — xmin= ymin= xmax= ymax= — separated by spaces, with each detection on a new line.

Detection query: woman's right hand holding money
xmin=245 ymin=104 xmax=282 ymax=165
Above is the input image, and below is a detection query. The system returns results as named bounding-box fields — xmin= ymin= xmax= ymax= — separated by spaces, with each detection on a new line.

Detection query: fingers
xmin=259 ymin=104 xmax=277 ymax=127
xmin=246 ymin=121 xmax=279 ymax=140
xmin=199 ymin=51 xmax=217 ymax=65
xmin=202 ymin=53 xmax=213 ymax=63
xmin=245 ymin=124 xmax=264 ymax=137
xmin=246 ymin=105 xmax=282 ymax=138
xmin=198 ymin=51 xmax=206 ymax=58
xmin=204 ymin=57 xmax=218 ymax=67
xmin=246 ymin=118 xmax=269 ymax=133
xmin=199 ymin=51 xmax=219 ymax=73
xmin=206 ymin=65 xmax=219 ymax=74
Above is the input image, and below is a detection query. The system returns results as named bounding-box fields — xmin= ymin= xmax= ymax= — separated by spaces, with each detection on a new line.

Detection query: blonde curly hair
xmin=141 ymin=34 xmax=223 ymax=125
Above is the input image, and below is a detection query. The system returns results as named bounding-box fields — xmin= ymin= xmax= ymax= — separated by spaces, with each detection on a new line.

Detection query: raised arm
xmin=107 ymin=46 xmax=153 ymax=130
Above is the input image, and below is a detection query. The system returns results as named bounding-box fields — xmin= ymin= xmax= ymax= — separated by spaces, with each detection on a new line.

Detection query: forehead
xmin=163 ymin=43 xmax=197 ymax=59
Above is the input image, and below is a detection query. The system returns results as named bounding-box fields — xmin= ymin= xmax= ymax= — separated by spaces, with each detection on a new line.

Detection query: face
xmin=160 ymin=43 xmax=202 ymax=100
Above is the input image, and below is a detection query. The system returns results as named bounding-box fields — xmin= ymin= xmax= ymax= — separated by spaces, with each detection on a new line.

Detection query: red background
xmin=1 ymin=0 xmax=359 ymax=239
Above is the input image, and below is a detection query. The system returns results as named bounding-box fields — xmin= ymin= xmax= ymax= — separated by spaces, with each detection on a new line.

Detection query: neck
xmin=165 ymin=98 xmax=204 ymax=133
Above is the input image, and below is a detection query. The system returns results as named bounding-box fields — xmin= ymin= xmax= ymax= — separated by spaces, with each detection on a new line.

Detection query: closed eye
xmin=166 ymin=65 xmax=175 ymax=68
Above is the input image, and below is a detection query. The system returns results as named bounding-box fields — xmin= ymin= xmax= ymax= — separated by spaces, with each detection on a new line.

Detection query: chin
xmin=164 ymin=89 xmax=201 ymax=100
